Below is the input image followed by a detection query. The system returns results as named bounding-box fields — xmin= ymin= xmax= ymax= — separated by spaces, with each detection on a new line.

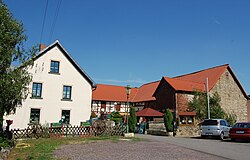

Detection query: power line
xmin=48 ymin=0 xmax=62 ymax=43
xmin=40 ymin=0 xmax=49 ymax=45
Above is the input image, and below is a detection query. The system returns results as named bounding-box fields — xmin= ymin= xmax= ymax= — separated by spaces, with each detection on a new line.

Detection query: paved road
xmin=136 ymin=134 xmax=250 ymax=160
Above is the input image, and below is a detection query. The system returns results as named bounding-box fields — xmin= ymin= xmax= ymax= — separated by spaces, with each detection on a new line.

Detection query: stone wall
xmin=247 ymin=100 xmax=250 ymax=122
xmin=210 ymin=69 xmax=248 ymax=122
xmin=176 ymin=125 xmax=200 ymax=137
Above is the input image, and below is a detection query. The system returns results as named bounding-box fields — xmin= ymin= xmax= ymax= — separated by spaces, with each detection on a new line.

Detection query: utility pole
xmin=206 ymin=77 xmax=210 ymax=119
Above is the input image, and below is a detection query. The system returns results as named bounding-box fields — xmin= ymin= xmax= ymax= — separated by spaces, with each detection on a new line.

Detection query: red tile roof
xmin=174 ymin=64 xmax=228 ymax=91
xmin=136 ymin=108 xmax=164 ymax=117
xmin=92 ymin=84 xmax=138 ymax=102
xmin=132 ymin=81 xmax=160 ymax=102
xmin=163 ymin=77 xmax=204 ymax=92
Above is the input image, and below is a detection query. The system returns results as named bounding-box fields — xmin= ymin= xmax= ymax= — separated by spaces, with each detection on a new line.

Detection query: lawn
xmin=8 ymin=136 xmax=139 ymax=160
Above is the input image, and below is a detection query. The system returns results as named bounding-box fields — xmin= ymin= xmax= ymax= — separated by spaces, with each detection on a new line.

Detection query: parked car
xmin=200 ymin=119 xmax=231 ymax=140
xmin=229 ymin=122 xmax=250 ymax=141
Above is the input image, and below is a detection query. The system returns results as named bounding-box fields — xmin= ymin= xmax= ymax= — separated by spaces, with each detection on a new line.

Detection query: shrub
xmin=128 ymin=107 xmax=136 ymax=133
xmin=164 ymin=108 xmax=173 ymax=132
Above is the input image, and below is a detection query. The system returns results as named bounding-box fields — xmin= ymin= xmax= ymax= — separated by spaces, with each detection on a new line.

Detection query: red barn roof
xmin=132 ymin=81 xmax=160 ymax=102
xmin=163 ymin=77 xmax=204 ymax=92
xmin=136 ymin=108 xmax=164 ymax=117
xmin=92 ymin=84 xmax=138 ymax=102
xmin=174 ymin=64 xmax=228 ymax=91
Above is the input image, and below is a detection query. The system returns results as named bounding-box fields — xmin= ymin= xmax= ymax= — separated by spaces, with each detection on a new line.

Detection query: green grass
xmin=8 ymin=136 xmax=141 ymax=160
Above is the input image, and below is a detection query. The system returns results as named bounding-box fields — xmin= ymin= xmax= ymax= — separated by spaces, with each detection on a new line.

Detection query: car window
xmin=220 ymin=120 xmax=226 ymax=126
xmin=202 ymin=120 xmax=218 ymax=125
xmin=233 ymin=123 xmax=250 ymax=128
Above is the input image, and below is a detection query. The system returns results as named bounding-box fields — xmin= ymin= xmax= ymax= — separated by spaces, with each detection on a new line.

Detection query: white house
xmin=5 ymin=40 xmax=95 ymax=129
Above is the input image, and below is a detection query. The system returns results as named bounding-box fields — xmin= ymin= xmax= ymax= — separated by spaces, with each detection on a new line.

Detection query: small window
xmin=32 ymin=83 xmax=42 ymax=98
xmin=61 ymin=110 xmax=70 ymax=124
xmin=50 ymin=60 xmax=60 ymax=73
xmin=30 ymin=108 xmax=40 ymax=123
xmin=63 ymin=85 xmax=72 ymax=100
xmin=179 ymin=115 xmax=195 ymax=125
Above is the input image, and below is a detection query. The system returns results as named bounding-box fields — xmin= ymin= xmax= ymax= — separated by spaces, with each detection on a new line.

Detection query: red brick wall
xmin=176 ymin=93 xmax=191 ymax=112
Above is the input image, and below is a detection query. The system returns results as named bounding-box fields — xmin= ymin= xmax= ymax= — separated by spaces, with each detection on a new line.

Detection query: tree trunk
xmin=0 ymin=111 xmax=4 ymax=128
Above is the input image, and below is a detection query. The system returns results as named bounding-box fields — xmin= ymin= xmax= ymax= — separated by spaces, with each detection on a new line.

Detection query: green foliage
xmin=164 ymin=108 xmax=173 ymax=132
xmin=188 ymin=91 xmax=207 ymax=120
xmin=0 ymin=136 xmax=13 ymax=148
xmin=188 ymin=91 xmax=226 ymax=121
xmin=128 ymin=107 xmax=136 ymax=133
xmin=0 ymin=1 xmax=38 ymax=127
xmin=90 ymin=111 xmax=97 ymax=118
xmin=110 ymin=112 xmax=123 ymax=124
xmin=209 ymin=92 xmax=225 ymax=119
xmin=225 ymin=112 xmax=237 ymax=126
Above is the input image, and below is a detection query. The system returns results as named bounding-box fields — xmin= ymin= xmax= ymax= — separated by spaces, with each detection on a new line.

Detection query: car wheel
xmin=220 ymin=132 xmax=224 ymax=140
xmin=231 ymin=138 xmax=235 ymax=142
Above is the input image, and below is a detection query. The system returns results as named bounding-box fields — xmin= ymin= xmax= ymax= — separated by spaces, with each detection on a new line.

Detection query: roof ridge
xmin=173 ymin=64 xmax=229 ymax=78
xmin=164 ymin=76 xmax=204 ymax=85
xmin=140 ymin=80 xmax=160 ymax=86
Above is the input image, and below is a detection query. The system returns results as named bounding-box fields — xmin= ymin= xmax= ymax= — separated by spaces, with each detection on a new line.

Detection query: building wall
xmin=176 ymin=93 xmax=194 ymax=113
xmin=6 ymin=46 xmax=92 ymax=129
xmin=247 ymin=100 xmax=250 ymax=122
xmin=91 ymin=101 xmax=127 ymax=116
xmin=154 ymin=80 xmax=176 ymax=112
xmin=210 ymin=69 xmax=248 ymax=122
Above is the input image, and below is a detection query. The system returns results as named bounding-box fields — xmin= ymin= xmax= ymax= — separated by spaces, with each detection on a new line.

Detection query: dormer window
xmin=50 ymin=60 xmax=60 ymax=73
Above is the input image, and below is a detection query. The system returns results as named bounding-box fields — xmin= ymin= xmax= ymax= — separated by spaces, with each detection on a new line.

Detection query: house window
xmin=63 ymin=85 xmax=72 ymax=100
xmin=32 ymin=82 xmax=42 ymax=98
xmin=50 ymin=60 xmax=60 ymax=73
xmin=30 ymin=108 xmax=40 ymax=123
xmin=61 ymin=110 xmax=70 ymax=124
xmin=179 ymin=115 xmax=195 ymax=125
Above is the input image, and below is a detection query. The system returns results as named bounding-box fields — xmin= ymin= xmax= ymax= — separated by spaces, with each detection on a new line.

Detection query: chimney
xmin=39 ymin=44 xmax=46 ymax=51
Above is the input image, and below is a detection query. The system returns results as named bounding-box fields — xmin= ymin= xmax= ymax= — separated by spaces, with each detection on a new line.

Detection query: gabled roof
xmin=163 ymin=77 xmax=204 ymax=92
xmin=92 ymin=84 xmax=138 ymax=102
xmin=136 ymin=108 xmax=164 ymax=117
xmin=174 ymin=64 xmax=228 ymax=91
xmin=132 ymin=81 xmax=160 ymax=102
xmin=174 ymin=64 xmax=248 ymax=99
xmin=34 ymin=40 xmax=96 ymax=88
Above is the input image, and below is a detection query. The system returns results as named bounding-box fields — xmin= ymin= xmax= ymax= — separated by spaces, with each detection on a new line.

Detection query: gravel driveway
xmin=53 ymin=139 xmax=228 ymax=160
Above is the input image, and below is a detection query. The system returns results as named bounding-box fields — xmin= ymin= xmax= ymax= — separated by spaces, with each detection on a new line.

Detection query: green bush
xmin=128 ymin=107 xmax=136 ymax=133
xmin=225 ymin=112 xmax=237 ymax=126
xmin=164 ymin=108 xmax=173 ymax=132
xmin=0 ymin=136 xmax=13 ymax=148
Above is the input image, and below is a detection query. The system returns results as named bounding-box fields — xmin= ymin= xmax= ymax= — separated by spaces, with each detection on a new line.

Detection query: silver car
xmin=200 ymin=119 xmax=231 ymax=140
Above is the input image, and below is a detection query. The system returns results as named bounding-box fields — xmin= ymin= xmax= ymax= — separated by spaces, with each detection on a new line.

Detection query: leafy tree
xmin=164 ymin=108 xmax=173 ymax=132
xmin=188 ymin=91 xmax=226 ymax=121
xmin=225 ymin=112 xmax=237 ymax=126
xmin=209 ymin=92 xmax=225 ymax=119
xmin=188 ymin=91 xmax=207 ymax=120
xmin=128 ymin=107 xmax=136 ymax=133
xmin=0 ymin=1 xmax=37 ymax=127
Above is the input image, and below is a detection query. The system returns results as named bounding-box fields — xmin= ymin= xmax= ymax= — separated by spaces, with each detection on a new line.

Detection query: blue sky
xmin=4 ymin=0 xmax=250 ymax=94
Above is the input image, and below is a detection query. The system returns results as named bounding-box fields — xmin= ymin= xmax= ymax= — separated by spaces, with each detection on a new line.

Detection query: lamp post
xmin=125 ymin=85 xmax=131 ymax=133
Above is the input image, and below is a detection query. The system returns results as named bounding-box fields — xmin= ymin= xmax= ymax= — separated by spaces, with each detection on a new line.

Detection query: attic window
xmin=50 ymin=60 xmax=60 ymax=74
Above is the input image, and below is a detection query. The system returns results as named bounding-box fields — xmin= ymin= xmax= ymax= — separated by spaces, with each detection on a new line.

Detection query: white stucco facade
xmin=5 ymin=41 xmax=95 ymax=129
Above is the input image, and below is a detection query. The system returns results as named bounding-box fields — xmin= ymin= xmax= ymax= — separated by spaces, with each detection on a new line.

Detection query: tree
xmin=188 ymin=91 xmax=226 ymax=121
xmin=188 ymin=91 xmax=207 ymax=120
xmin=164 ymin=108 xmax=173 ymax=132
xmin=0 ymin=1 xmax=37 ymax=127
xmin=128 ymin=107 xmax=136 ymax=133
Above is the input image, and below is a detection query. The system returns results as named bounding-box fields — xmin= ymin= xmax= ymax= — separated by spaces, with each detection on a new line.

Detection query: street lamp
xmin=125 ymin=85 xmax=131 ymax=133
